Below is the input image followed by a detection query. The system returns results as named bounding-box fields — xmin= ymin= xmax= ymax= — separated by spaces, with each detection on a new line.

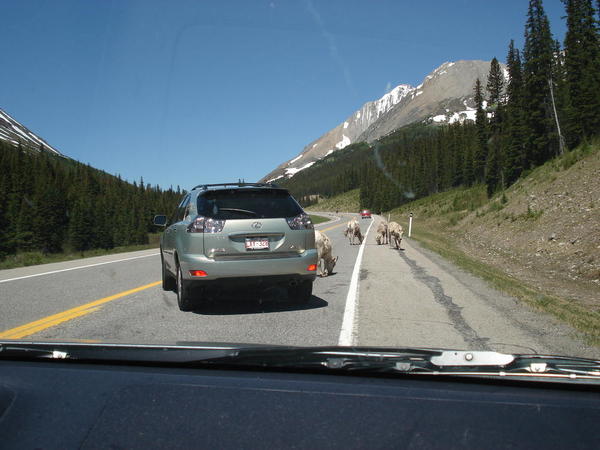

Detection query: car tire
xmin=289 ymin=280 xmax=313 ymax=303
xmin=161 ymin=252 xmax=176 ymax=291
xmin=176 ymin=264 xmax=194 ymax=311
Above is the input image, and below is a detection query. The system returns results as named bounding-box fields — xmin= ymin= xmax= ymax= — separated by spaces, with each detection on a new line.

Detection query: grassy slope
xmin=0 ymin=234 xmax=161 ymax=270
xmin=309 ymin=214 xmax=330 ymax=224
xmin=305 ymin=189 xmax=360 ymax=213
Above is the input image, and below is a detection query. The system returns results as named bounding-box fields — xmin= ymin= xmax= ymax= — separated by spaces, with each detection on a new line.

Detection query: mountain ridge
xmin=261 ymin=59 xmax=501 ymax=183
xmin=0 ymin=107 xmax=62 ymax=156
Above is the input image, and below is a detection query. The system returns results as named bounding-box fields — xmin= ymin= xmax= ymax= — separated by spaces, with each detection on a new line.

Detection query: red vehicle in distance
xmin=360 ymin=209 xmax=372 ymax=219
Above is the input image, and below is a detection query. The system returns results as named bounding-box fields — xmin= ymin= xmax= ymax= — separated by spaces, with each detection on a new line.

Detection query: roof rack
xmin=191 ymin=182 xmax=280 ymax=190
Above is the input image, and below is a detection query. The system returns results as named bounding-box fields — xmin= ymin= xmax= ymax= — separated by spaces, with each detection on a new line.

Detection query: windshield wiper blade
xmin=195 ymin=347 xmax=600 ymax=380
xmin=0 ymin=342 xmax=240 ymax=364
xmin=218 ymin=208 xmax=258 ymax=216
xmin=0 ymin=345 xmax=69 ymax=360
xmin=3 ymin=343 xmax=598 ymax=381
xmin=195 ymin=346 xmax=444 ymax=370
xmin=505 ymin=354 xmax=600 ymax=377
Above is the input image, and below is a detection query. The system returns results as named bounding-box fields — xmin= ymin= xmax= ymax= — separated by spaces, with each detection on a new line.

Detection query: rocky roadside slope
xmin=387 ymin=141 xmax=600 ymax=314
xmin=453 ymin=145 xmax=599 ymax=310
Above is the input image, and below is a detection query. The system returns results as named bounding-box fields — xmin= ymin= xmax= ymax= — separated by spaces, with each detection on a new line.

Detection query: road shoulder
xmin=357 ymin=217 xmax=600 ymax=358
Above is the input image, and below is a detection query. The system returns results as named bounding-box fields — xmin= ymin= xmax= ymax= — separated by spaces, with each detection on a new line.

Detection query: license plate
xmin=245 ymin=238 xmax=269 ymax=250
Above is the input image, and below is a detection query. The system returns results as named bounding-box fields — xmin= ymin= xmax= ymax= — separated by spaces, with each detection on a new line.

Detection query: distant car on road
xmin=360 ymin=209 xmax=372 ymax=219
xmin=153 ymin=183 xmax=317 ymax=311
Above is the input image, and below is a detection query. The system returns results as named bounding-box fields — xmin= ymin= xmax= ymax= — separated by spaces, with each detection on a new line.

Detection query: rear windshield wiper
xmin=218 ymin=208 xmax=258 ymax=216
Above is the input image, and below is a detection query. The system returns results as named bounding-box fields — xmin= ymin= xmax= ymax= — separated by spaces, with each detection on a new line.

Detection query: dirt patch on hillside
xmin=449 ymin=148 xmax=600 ymax=311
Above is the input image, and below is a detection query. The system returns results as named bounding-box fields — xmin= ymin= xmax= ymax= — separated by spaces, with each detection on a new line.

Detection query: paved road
xmin=1 ymin=214 xmax=597 ymax=358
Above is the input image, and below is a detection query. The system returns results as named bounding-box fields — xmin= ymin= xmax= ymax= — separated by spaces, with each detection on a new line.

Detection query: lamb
xmin=388 ymin=221 xmax=403 ymax=249
xmin=375 ymin=220 xmax=388 ymax=245
xmin=343 ymin=218 xmax=363 ymax=245
xmin=315 ymin=230 xmax=338 ymax=276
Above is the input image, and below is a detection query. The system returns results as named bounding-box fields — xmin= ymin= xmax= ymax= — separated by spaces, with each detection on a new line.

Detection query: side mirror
xmin=153 ymin=215 xmax=167 ymax=226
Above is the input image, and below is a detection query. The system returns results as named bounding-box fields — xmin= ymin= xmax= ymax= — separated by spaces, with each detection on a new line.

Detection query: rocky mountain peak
xmin=261 ymin=59 xmax=500 ymax=183
xmin=0 ymin=108 xmax=62 ymax=156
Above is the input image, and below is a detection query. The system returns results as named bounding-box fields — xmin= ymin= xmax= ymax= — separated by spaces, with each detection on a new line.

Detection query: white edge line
xmin=0 ymin=253 xmax=160 ymax=284
xmin=338 ymin=219 xmax=374 ymax=346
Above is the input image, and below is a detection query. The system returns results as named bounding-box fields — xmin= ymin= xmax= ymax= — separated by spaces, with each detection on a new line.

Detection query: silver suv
xmin=153 ymin=183 xmax=317 ymax=311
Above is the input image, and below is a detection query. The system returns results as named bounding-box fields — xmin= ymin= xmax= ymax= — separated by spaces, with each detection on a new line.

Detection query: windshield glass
xmin=1 ymin=0 xmax=599 ymax=372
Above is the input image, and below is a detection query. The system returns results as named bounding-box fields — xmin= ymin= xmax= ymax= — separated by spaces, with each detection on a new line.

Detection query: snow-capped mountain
xmin=0 ymin=108 xmax=62 ymax=155
xmin=261 ymin=60 xmax=501 ymax=183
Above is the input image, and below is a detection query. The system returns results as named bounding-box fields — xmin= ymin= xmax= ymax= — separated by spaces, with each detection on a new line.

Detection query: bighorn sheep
xmin=315 ymin=230 xmax=338 ymax=276
xmin=343 ymin=218 xmax=363 ymax=245
xmin=388 ymin=221 xmax=403 ymax=249
xmin=375 ymin=220 xmax=388 ymax=245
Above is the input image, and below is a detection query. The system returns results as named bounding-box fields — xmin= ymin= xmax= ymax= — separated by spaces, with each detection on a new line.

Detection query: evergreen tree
xmin=473 ymin=78 xmax=488 ymax=183
xmin=523 ymin=0 xmax=558 ymax=166
xmin=33 ymin=185 xmax=66 ymax=254
xmin=486 ymin=57 xmax=505 ymax=113
xmin=504 ymin=41 xmax=527 ymax=185
xmin=485 ymin=57 xmax=506 ymax=195
xmin=562 ymin=0 xmax=600 ymax=141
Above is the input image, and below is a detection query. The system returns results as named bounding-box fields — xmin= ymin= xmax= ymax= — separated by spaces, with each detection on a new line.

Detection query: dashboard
xmin=1 ymin=359 xmax=599 ymax=449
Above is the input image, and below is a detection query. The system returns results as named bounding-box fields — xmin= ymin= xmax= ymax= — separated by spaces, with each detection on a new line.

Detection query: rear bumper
xmin=185 ymin=274 xmax=316 ymax=294
xmin=179 ymin=249 xmax=318 ymax=282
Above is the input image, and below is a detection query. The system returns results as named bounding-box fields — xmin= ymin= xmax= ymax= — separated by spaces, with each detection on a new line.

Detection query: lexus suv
xmin=153 ymin=183 xmax=318 ymax=311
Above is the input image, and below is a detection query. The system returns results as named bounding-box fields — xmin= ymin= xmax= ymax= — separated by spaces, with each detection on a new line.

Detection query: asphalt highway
xmin=1 ymin=213 xmax=598 ymax=358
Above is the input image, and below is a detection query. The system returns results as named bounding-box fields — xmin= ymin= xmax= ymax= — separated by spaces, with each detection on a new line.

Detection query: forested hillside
xmin=0 ymin=141 xmax=181 ymax=260
xmin=282 ymin=0 xmax=600 ymax=214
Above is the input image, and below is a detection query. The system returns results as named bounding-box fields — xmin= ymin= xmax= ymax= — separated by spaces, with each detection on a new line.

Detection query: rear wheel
xmin=289 ymin=280 xmax=313 ymax=303
xmin=161 ymin=251 xmax=176 ymax=291
xmin=176 ymin=264 xmax=194 ymax=311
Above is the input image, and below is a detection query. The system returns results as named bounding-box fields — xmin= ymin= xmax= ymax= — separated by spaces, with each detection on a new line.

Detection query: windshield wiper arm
xmin=3 ymin=343 xmax=598 ymax=380
xmin=195 ymin=347 xmax=600 ymax=380
xmin=218 ymin=208 xmax=258 ymax=216
xmin=0 ymin=342 xmax=240 ymax=364
xmin=0 ymin=345 xmax=69 ymax=360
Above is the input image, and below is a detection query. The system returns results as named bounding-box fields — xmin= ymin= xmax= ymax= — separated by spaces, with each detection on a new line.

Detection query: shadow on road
xmin=190 ymin=294 xmax=329 ymax=316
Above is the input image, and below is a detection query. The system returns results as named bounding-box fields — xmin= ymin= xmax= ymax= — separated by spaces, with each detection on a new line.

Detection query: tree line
xmin=283 ymin=0 xmax=600 ymax=212
xmin=0 ymin=140 xmax=181 ymax=260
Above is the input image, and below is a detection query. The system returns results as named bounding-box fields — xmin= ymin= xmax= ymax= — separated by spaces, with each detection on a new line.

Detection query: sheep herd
xmin=314 ymin=214 xmax=404 ymax=277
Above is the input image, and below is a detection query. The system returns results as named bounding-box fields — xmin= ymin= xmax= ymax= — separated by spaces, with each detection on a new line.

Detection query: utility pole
xmin=548 ymin=77 xmax=566 ymax=156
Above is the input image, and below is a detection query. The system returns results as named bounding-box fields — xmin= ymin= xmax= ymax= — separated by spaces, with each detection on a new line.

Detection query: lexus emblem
xmin=251 ymin=222 xmax=262 ymax=229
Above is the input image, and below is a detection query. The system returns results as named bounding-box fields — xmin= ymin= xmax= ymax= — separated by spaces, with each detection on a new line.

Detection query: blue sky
xmin=2 ymin=0 xmax=568 ymax=191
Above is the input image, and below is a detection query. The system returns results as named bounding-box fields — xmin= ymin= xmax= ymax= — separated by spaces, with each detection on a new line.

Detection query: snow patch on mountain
xmin=285 ymin=161 xmax=315 ymax=176
xmin=289 ymin=154 xmax=303 ymax=165
xmin=0 ymin=108 xmax=62 ymax=155
xmin=266 ymin=174 xmax=284 ymax=183
xmin=335 ymin=135 xmax=351 ymax=150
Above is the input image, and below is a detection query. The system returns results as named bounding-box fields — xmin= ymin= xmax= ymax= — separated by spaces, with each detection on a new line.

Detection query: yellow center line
xmin=0 ymin=281 xmax=161 ymax=340
xmin=319 ymin=221 xmax=349 ymax=233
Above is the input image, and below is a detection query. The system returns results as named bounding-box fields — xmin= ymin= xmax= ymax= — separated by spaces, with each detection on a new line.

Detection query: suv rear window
xmin=197 ymin=189 xmax=304 ymax=220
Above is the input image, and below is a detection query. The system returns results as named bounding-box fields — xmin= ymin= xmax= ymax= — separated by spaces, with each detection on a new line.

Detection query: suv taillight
xmin=286 ymin=213 xmax=313 ymax=230
xmin=187 ymin=216 xmax=226 ymax=233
